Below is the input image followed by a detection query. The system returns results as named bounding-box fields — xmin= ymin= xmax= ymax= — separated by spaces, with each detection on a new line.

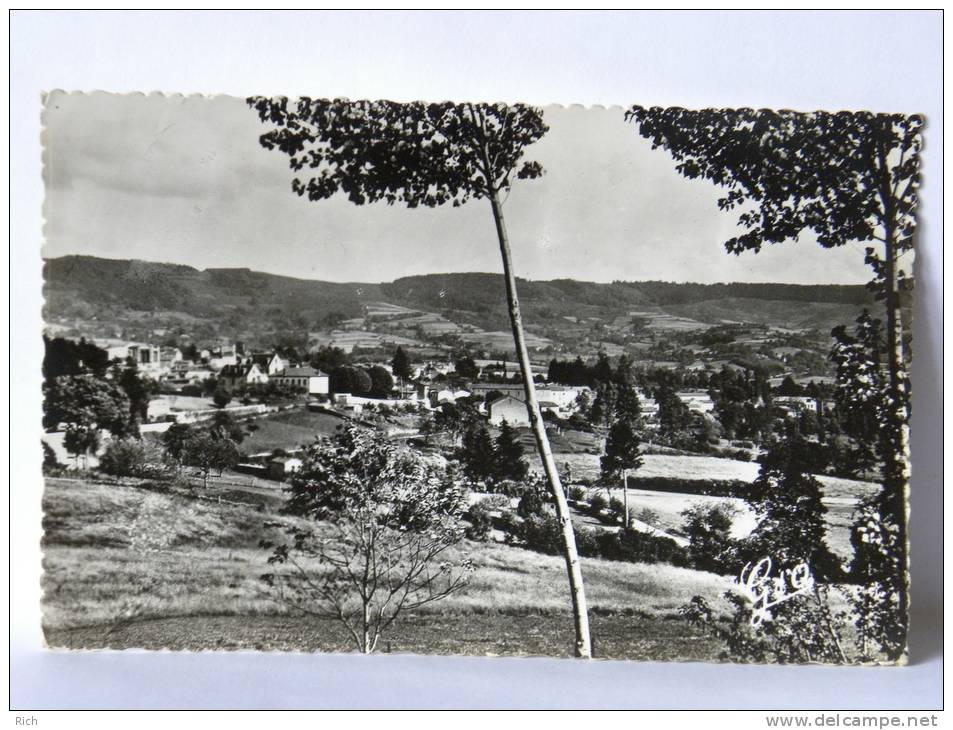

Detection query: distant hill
xmin=380 ymin=274 xmax=874 ymax=330
xmin=43 ymin=255 xmax=381 ymax=340
xmin=42 ymin=255 xmax=877 ymax=346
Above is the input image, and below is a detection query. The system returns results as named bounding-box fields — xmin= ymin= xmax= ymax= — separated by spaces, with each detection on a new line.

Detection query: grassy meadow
xmin=239 ymin=410 xmax=347 ymax=454
xmin=42 ymin=476 xmax=734 ymax=659
xmin=545 ymin=452 xmax=878 ymax=560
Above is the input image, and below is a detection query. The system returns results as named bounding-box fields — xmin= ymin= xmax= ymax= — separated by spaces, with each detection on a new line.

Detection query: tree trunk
xmin=623 ymin=470 xmax=629 ymax=527
xmin=362 ymin=602 xmax=372 ymax=654
xmin=881 ymin=226 xmax=910 ymax=644
xmin=487 ymin=189 xmax=592 ymax=658
xmin=871 ymin=131 xmax=910 ymax=659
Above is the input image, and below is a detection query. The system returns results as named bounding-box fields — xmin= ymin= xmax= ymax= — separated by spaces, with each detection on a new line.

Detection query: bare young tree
xmin=248 ymin=97 xmax=593 ymax=656
xmin=261 ymin=425 xmax=471 ymax=654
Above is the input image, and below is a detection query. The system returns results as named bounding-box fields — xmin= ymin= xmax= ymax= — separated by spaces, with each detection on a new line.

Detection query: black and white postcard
xmin=40 ymin=92 xmax=919 ymax=665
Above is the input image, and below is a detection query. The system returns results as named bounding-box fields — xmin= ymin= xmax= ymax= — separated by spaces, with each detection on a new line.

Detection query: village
xmin=41 ymin=294 xmax=848 ymax=509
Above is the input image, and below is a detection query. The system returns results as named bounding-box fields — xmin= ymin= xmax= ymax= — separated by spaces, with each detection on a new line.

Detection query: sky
xmin=42 ymin=91 xmax=873 ymax=286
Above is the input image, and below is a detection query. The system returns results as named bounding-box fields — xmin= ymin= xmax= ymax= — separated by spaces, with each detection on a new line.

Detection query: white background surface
xmin=9 ymin=9 xmax=944 ymax=710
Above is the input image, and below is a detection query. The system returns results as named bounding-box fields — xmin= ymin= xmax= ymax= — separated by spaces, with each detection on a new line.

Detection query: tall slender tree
xmin=248 ymin=97 xmax=592 ymax=656
xmin=626 ymin=107 xmax=920 ymax=654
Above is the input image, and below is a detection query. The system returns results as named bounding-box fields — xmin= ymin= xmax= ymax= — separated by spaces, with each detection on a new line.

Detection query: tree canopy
xmin=625 ymin=107 xmax=921 ymax=291
xmin=248 ymin=98 xmax=547 ymax=207
xmin=600 ymin=419 xmax=643 ymax=487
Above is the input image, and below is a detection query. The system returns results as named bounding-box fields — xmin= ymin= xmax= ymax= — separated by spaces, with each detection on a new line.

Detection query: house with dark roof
xmin=271 ymin=366 xmax=330 ymax=396
xmin=218 ymin=360 xmax=268 ymax=392
xmin=249 ymin=351 xmax=286 ymax=376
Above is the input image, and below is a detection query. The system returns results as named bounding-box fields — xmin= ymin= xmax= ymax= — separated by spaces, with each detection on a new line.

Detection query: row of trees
xmin=547 ymin=352 xmax=634 ymax=389
xmin=458 ymin=421 xmax=529 ymax=486
xmin=92 ymin=414 xmax=244 ymax=489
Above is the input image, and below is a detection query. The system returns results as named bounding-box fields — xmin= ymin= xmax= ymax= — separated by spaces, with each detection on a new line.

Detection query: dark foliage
xmin=740 ymin=430 xmax=844 ymax=582
xmin=492 ymin=421 xmax=528 ymax=483
xmin=43 ymin=336 xmax=110 ymax=382
xmin=391 ymin=346 xmax=413 ymax=381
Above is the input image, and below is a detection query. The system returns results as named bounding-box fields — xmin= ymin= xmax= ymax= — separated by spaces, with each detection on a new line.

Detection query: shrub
xmin=490 ymin=479 xmax=524 ymax=497
xmin=497 ymin=511 xmax=523 ymax=544
xmin=615 ymin=527 xmax=690 ymax=566
xmin=567 ymin=485 xmax=586 ymax=501
xmin=99 ymin=438 xmax=162 ymax=479
xmin=573 ymin=526 xmax=602 ymax=558
xmin=517 ymin=488 xmax=544 ymax=518
xmin=588 ymin=492 xmax=608 ymax=514
xmin=213 ymin=388 xmax=232 ymax=409
xmin=624 ymin=476 xmax=747 ymax=499
xmin=465 ymin=502 xmax=493 ymax=541
xmin=635 ymin=508 xmax=660 ymax=527
xmin=681 ymin=503 xmax=739 ymax=574
xmin=477 ymin=493 xmax=511 ymax=511
xmin=42 ymin=441 xmax=61 ymax=471
xmin=608 ymin=496 xmax=626 ymax=519
xmin=518 ymin=514 xmax=564 ymax=555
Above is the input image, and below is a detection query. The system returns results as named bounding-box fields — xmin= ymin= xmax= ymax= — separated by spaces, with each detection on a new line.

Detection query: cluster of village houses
xmin=93 ymin=337 xmax=820 ymax=433
xmin=91 ymin=337 xmax=613 ymax=428
xmin=94 ymin=339 xmax=331 ymax=395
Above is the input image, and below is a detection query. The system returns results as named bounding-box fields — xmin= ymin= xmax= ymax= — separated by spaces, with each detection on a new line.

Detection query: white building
xmin=250 ymin=352 xmax=286 ymax=376
xmin=94 ymin=339 xmax=163 ymax=370
xmin=487 ymin=395 xmax=530 ymax=427
xmin=676 ymin=390 xmax=716 ymax=414
xmin=271 ymin=366 xmax=330 ymax=395
xmin=470 ymin=382 xmax=583 ymax=411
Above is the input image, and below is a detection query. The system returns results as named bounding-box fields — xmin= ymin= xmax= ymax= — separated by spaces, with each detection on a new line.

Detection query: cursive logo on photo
xmin=738 ymin=556 xmax=814 ymax=626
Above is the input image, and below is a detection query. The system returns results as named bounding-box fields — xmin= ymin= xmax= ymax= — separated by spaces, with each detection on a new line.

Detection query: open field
xmin=239 ymin=409 xmax=348 ymax=454
xmin=458 ymin=330 xmax=552 ymax=350
xmin=612 ymin=489 xmax=756 ymax=541
xmin=308 ymin=329 xmax=425 ymax=353
xmin=537 ymin=452 xmax=879 ymax=561
xmin=42 ymin=477 xmax=735 ymax=659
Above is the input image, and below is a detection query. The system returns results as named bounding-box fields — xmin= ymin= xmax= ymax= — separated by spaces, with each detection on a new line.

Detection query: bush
xmin=588 ymin=492 xmax=608 ymax=514
xmin=609 ymin=527 xmax=690 ymax=566
xmin=573 ymin=526 xmax=602 ymax=558
xmin=518 ymin=514 xmax=564 ymax=555
xmin=635 ymin=508 xmax=660 ymax=527
xmin=489 ymin=479 xmax=524 ymax=497
xmin=465 ymin=502 xmax=493 ymax=541
xmin=517 ymin=488 xmax=544 ymax=518
xmin=42 ymin=441 xmax=61 ymax=470
xmin=496 ymin=501 xmax=692 ymax=570
xmin=480 ymin=494 xmax=511 ymax=511
xmin=681 ymin=503 xmax=739 ymax=574
xmin=608 ymin=496 xmax=626 ymax=519
xmin=213 ymin=388 xmax=232 ymax=409
xmin=497 ymin=511 xmax=522 ymax=544
xmin=567 ymin=485 xmax=586 ymax=501
xmin=99 ymin=438 xmax=162 ymax=479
